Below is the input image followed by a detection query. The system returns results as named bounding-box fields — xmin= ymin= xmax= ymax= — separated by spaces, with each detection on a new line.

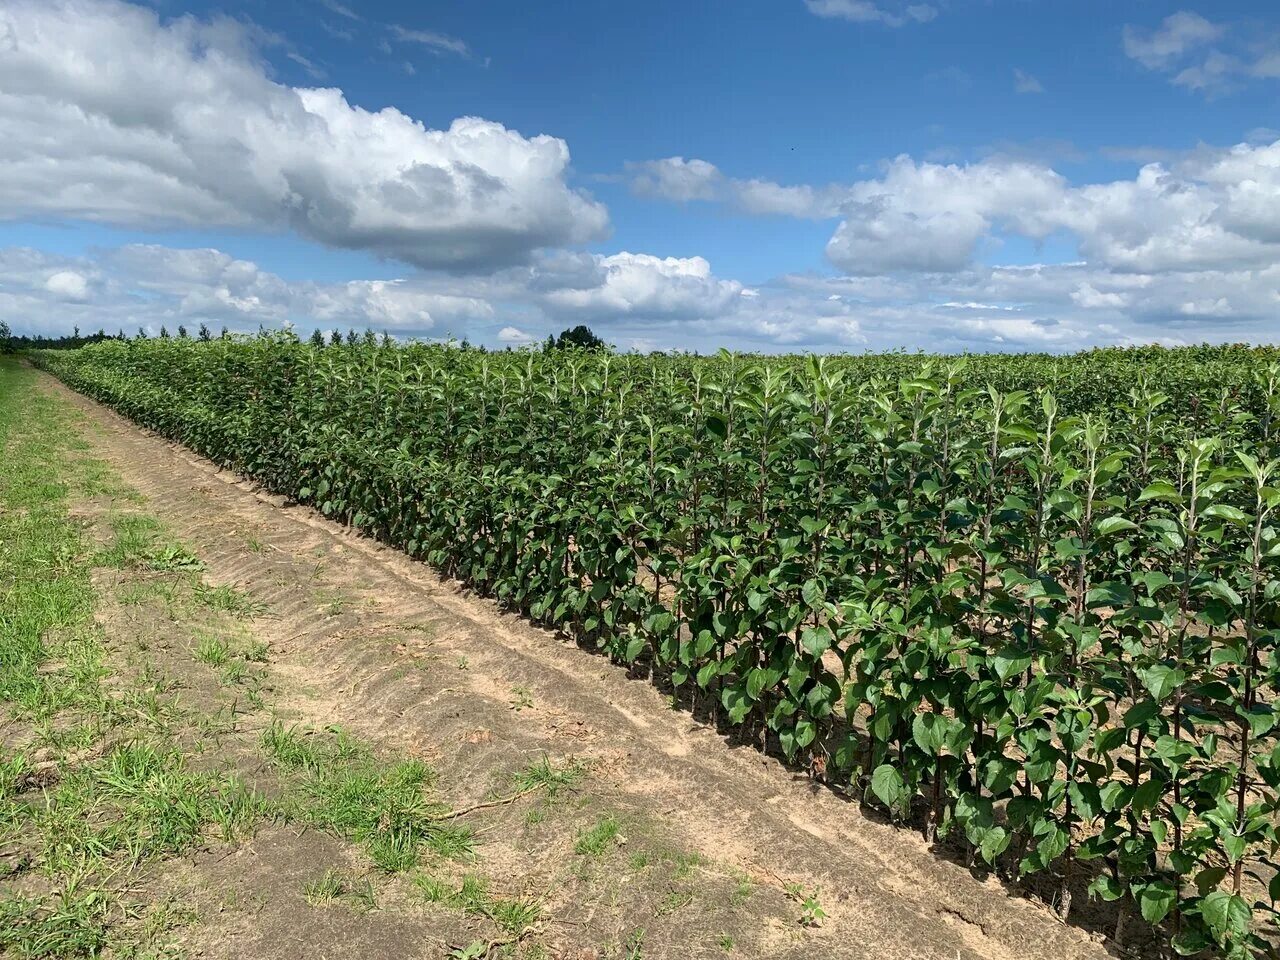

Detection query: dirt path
xmin=34 ymin=369 xmax=1113 ymax=960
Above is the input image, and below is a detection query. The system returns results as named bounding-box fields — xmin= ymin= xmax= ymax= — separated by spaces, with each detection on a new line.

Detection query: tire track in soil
xmin=38 ymin=370 xmax=1111 ymax=960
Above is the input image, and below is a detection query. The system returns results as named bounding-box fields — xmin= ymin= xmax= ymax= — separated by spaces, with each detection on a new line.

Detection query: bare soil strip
xmin=24 ymin=367 xmax=1113 ymax=959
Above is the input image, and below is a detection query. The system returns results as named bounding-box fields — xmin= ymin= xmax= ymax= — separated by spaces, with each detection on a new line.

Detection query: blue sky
xmin=1 ymin=0 xmax=1278 ymax=351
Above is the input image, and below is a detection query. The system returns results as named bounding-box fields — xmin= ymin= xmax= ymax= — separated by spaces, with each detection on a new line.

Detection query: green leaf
xmin=1170 ymin=930 xmax=1213 ymax=956
xmin=800 ymin=626 xmax=832 ymax=658
xmin=1132 ymin=777 xmax=1164 ymax=815
xmin=1202 ymin=580 xmax=1243 ymax=607
xmin=1151 ymin=819 xmax=1168 ymax=847
xmin=1099 ymin=779 xmax=1127 ymax=813
xmin=746 ymin=667 xmax=778 ymax=701
xmin=721 ymin=685 xmax=752 ymax=724
xmin=1200 ymin=891 xmax=1251 ymax=945
xmin=1138 ymin=481 xmax=1181 ymax=503
xmin=798 ymin=516 xmax=827 ymax=536
xmin=869 ymin=764 xmax=908 ymax=812
xmin=1203 ymin=503 xmax=1249 ymax=525
xmin=1088 ymin=874 xmax=1124 ymax=902
xmin=801 ymin=579 xmax=826 ymax=610
xmin=978 ymin=825 xmax=1009 ymax=865
xmin=1135 ymin=880 xmax=1177 ymax=925
xmin=1123 ymin=699 xmax=1160 ymax=729
xmin=911 ymin=713 xmax=948 ymax=755
xmin=1194 ymin=865 xmax=1228 ymax=896
xmin=1096 ymin=515 xmax=1139 ymax=537
xmin=993 ymin=648 xmax=1031 ymax=682
xmin=624 ymin=634 xmax=646 ymax=662
xmin=1220 ymin=829 xmax=1247 ymax=865
xmin=695 ymin=659 xmax=719 ymax=688
xmin=1006 ymin=795 xmax=1041 ymax=829
xmin=1138 ymin=663 xmax=1183 ymax=702
xmin=794 ymin=716 xmax=816 ymax=750
xmin=1055 ymin=709 xmax=1090 ymax=755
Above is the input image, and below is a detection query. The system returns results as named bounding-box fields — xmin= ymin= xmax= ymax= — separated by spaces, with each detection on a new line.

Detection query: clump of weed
xmin=574 ymin=815 xmax=621 ymax=856
xmin=508 ymin=686 xmax=533 ymax=711
xmin=303 ymin=869 xmax=346 ymax=904
xmin=194 ymin=636 xmax=230 ymax=667
xmin=425 ymin=822 xmax=477 ymax=862
xmin=783 ymin=882 xmax=826 ymax=928
xmin=95 ymin=514 xmax=161 ymax=569
xmin=303 ymin=869 xmax=377 ymax=911
xmin=260 ymin=722 xmax=326 ymax=773
xmin=264 ymin=723 xmax=441 ymax=873
xmin=148 ymin=544 xmax=204 ymax=572
xmin=194 ymin=582 xmax=262 ymax=617
xmin=512 ymin=755 xmax=585 ymax=802
xmin=0 ymin=884 xmax=111 ymax=958
xmin=412 ymin=874 xmax=540 ymax=934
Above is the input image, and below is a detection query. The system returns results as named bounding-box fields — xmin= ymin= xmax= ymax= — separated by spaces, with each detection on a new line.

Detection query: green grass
xmin=95 ymin=513 xmax=162 ymax=568
xmin=194 ymin=636 xmax=231 ymax=667
xmin=425 ymin=822 xmax=477 ymax=862
xmin=241 ymin=640 xmax=270 ymax=663
xmin=573 ymin=815 xmax=621 ymax=856
xmin=145 ymin=543 xmax=204 ymax=573
xmin=412 ymin=873 xmax=541 ymax=934
xmin=487 ymin=896 xmax=541 ymax=934
xmin=264 ymin=721 xmax=446 ymax=873
xmin=0 ymin=362 xmax=266 ymax=956
xmin=219 ymin=660 xmax=250 ymax=686
xmin=0 ymin=884 xmax=112 ymax=959
xmin=33 ymin=742 xmax=264 ymax=875
xmin=303 ymin=869 xmax=346 ymax=904
xmin=512 ymin=755 xmax=584 ymax=801
xmin=260 ymin=722 xmax=324 ymax=771
xmin=94 ymin=514 xmax=206 ymax=577
xmin=263 ymin=725 xmax=588 ymax=916
xmin=193 ymin=581 xmax=262 ymax=617
xmin=0 ymin=369 xmax=106 ymax=726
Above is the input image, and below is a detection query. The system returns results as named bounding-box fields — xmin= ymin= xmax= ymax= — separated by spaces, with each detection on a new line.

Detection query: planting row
xmin=34 ymin=337 xmax=1280 ymax=957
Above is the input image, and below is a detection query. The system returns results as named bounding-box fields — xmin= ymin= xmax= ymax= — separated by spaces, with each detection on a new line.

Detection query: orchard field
xmin=30 ymin=338 xmax=1280 ymax=958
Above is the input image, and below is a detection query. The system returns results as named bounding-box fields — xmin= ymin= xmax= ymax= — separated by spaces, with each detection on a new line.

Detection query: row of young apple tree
xmin=34 ymin=337 xmax=1279 ymax=957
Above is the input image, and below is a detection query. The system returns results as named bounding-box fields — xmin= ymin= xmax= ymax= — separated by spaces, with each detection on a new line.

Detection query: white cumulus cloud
xmin=3 ymin=241 xmax=1280 ymax=354
xmin=0 ymin=0 xmax=608 ymax=271
xmin=1123 ymin=11 xmax=1280 ymax=93
xmin=804 ymin=0 xmax=937 ymax=28
xmin=633 ymin=138 xmax=1280 ymax=277
xmin=1013 ymin=68 xmax=1044 ymax=94
xmin=497 ymin=325 xmax=533 ymax=343
xmin=626 ymin=158 xmax=846 ymax=218
xmin=388 ymin=25 xmax=470 ymax=58
xmin=44 ymin=270 xmax=90 ymax=301
xmin=536 ymin=252 xmax=744 ymax=320
xmin=626 ymin=157 xmax=723 ymax=203
xmin=825 ymin=157 xmax=1066 ymax=273
xmin=1123 ymin=11 xmax=1223 ymax=70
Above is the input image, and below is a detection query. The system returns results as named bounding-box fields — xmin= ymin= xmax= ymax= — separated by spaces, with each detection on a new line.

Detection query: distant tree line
xmin=1 ymin=322 xmax=610 ymax=354
xmin=1 ymin=324 xmax=124 ymax=353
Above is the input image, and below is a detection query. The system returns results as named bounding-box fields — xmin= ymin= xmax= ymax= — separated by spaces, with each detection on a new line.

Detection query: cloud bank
xmin=0 ymin=0 xmax=607 ymax=271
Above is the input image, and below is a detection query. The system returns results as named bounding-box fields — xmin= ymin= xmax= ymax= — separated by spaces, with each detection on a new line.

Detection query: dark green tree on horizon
xmin=547 ymin=325 xmax=608 ymax=351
